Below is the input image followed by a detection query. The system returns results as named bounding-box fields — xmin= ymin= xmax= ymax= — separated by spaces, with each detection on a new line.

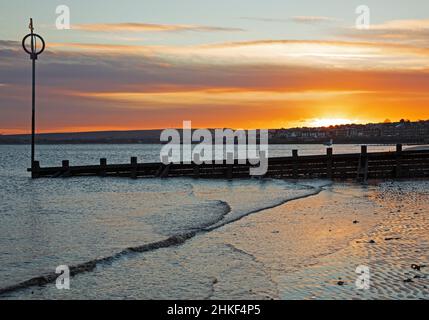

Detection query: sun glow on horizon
xmin=308 ymin=118 xmax=362 ymax=128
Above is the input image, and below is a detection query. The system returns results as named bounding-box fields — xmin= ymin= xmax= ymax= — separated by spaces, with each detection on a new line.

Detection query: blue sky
xmin=2 ymin=0 xmax=429 ymax=45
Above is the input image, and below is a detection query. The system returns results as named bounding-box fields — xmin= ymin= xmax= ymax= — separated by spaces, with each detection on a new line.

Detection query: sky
xmin=1 ymin=0 xmax=429 ymax=133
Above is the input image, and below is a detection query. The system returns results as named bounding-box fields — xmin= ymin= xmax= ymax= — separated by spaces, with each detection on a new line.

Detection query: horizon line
xmin=1 ymin=119 xmax=428 ymax=136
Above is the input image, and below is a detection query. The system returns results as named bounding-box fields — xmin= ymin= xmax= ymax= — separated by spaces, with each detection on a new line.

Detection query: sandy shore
xmin=4 ymin=180 xmax=429 ymax=300
xmin=279 ymin=181 xmax=429 ymax=299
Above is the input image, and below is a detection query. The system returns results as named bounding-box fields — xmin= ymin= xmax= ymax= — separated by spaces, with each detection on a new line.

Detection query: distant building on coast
xmin=269 ymin=120 xmax=429 ymax=144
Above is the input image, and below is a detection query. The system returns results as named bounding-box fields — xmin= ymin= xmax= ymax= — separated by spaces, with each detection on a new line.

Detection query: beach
xmin=0 ymin=144 xmax=428 ymax=299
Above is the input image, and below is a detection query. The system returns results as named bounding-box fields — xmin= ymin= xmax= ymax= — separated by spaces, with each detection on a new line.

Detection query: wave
xmin=205 ymin=180 xmax=330 ymax=231
xmin=0 ymin=232 xmax=196 ymax=296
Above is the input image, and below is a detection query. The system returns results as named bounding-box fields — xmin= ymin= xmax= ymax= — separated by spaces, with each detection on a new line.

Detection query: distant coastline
xmin=0 ymin=140 xmax=426 ymax=145
xmin=1 ymin=119 xmax=428 ymax=145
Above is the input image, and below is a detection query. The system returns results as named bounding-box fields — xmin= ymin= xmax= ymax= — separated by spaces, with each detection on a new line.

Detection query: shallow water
xmin=1 ymin=143 xmax=422 ymax=299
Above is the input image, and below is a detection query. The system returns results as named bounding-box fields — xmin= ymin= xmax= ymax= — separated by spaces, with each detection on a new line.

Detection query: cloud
xmin=239 ymin=17 xmax=290 ymax=23
xmin=2 ymin=38 xmax=429 ymax=133
xmin=291 ymin=16 xmax=339 ymax=24
xmin=4 ymin=38 xmax=429 ymax=91
xmin=240 ymin=16 xmax=339 ymax=24
xmin=345 ymin=19 xmax=429 ymax=46
xmin=370 ymin=19 xmax=429 ymax=31
xmin=74 ymin=22 xmax=245 ymax=33
xmin=78 ymin=89 xmax=371 ymax=108
xmin=5 ymin=36 xmax=429 ymax=76
xmin=193 ymin=39 xmax=429 ymax=71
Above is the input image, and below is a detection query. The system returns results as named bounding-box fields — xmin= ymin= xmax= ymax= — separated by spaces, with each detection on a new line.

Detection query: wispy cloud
xmin=370 ymin=19 xmax=429 ymax=31
xmin=6 ymin=35 xmax=429 ymax=72
xmin=240 ymin=16 xmax=339 ymax=24
xmin=345 ymin=19 xmax=429 ymax=46
xmin=28 ymin=37 xmax=429 ymax=72
xmin=78 ymin=89 xmax=369 ymax=107
xmin=240 ymin=17 xmax=290 ymax=23
xmin=194 ymin=39 xmax=429 ymax=71
xmin=291 ymin=16 xmax=339 ymax=24
xmin=74 ymin=22 xmax=245 ymax=33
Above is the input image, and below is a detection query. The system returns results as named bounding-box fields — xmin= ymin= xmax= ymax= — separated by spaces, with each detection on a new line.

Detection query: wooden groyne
xmin=28 ymin=145 xmax=429 ymax=181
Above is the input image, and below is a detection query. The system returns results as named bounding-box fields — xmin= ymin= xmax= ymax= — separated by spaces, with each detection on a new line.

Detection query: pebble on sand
xmin=385 ymin=237 xmax=401 ymax=241
xmin=411 ymin=264 xmax=425 ymax=271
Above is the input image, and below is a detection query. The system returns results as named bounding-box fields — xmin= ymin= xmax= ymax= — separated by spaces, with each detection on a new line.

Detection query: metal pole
xmin=23 ymin=18 xmax=45 ymax=177
xmin=30 ymin=19 xmax=36 ymax=169
xmin=31 ymin=52 xmax=36 ymax=169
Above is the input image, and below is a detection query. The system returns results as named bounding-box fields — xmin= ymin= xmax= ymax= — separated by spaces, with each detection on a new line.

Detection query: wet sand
xmin=3 ymin=180 xmax=428 ymax=300
xmin=279 ymin=181 xmax=429 ymax=299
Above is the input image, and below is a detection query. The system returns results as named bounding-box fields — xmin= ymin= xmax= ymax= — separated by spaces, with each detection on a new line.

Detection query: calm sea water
xmin=0 ymin=144 xmax=399 ymax=295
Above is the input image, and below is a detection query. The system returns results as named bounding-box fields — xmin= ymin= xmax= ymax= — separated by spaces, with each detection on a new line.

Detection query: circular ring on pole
xmin=22 ymin=33 xmax=45 ymax=59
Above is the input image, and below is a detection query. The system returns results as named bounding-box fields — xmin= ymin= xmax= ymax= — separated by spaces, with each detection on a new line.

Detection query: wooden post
xmin=292 ymin=149 xmax=299 ymax=179
xmin=155 ymin=164 xmax=164 ymax=177
xmin=130 ymin=157 xmax=137 ymax=179
xmin=60 ymin=160 xmax=71 ymax=177
xmin=226 ymin=152 xmax=233 ymax=180
xmin=99 ymin=158 xmax=107 ymax=177
xmin=193 ymin=153 xmax=200 ymax=178
xmin=160 ymin=164 xmax=171 ymax=178
xmin=361 ymin=145 xmax=368 ymax=169
xmin=193 ymin=165 xmax=200 ymax=178
xmin=396 ymin=143 xmax=402 ymax=178
xmin=327 ymin=148 xmax=333 ymax=179
xmin=357 ymin=146 xmax=368 ymax=182
xmin=32 ymin=160 xmax=40 ymax=179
